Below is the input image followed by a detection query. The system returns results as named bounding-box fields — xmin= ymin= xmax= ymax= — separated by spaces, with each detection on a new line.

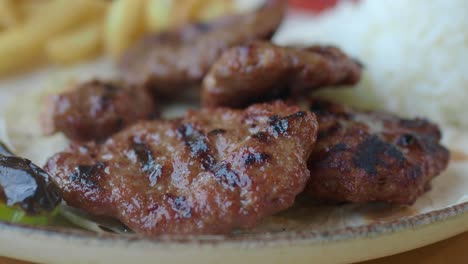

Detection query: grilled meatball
xmin=119 ymin=0 xmax=286 ymax=97
xmin=202 ymin=42 xmax=362 ymax=108
xmin=45 ymin=101 xmax=318 ymax=235
xmin=42 ymin=80 xmax=158 ymax=142
xmin=305 ymin=98 xmax=450 ymax=205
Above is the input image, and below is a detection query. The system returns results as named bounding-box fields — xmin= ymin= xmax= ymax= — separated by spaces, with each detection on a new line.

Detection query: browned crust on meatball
xmin=119 ymin=0 xmax=287 ymax=96
xmin=42 ymin=80 xmax=158 ymax=142
xmin=304 ymin=98 xmax=450 ymax=205
xmin=45 ymin=101 xmax=318 ymax=235
xmin=201 ymin=42 xmax=362 ymax=108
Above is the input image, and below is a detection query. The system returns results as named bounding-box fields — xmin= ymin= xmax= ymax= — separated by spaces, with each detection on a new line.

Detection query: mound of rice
xmin=275 ymin=0 xmax=468 ymax=129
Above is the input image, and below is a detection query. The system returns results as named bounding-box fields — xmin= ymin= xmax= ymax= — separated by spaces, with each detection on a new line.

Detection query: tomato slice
xmin=288 ymin=0 xmax=339 ymax=13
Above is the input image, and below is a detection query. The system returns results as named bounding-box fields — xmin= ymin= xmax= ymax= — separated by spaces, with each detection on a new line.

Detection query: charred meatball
xmin=119 ymin=0 xmax=287 ymax=96
xmin=45 ymin=101 xmax=318 ymax=235
xmin=202 ymin=42 xmax=362 ymax=108
xmin=304 ymin=98 xmax=450 ymax=205
xmin=42 ymin=80 xmax=158 ymax=142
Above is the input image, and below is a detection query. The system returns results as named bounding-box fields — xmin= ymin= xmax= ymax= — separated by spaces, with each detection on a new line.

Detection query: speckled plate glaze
xmin=0 ymin=199 xmax=468 ymax=264
xmin=1 ymin=26 xmax=468 ymax=264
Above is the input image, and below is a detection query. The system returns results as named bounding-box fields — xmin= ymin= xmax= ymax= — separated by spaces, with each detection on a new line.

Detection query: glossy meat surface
xmin=202 ymin=42 xmax=362 ymax=108
xmin=42 ymin=80 xmax=158 ymax=142
xmin=305 ymin=99 xmax=450 ymax=205
xmin=119 ymin=0 xmax=286 ymax=96
xmin=45 ymin=101 xmax=318 ymax=235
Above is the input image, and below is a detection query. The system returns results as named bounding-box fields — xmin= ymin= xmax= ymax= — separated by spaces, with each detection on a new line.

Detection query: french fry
xmin=145 ymin=0 xmax=173 ymax=32
xmin=46 ymin=20 xmax=103 ymax=65
xmin=0 ymin=0 xmax=107 ymax=75
xmin=173 ymin=0 xmax=207 ymax=25
xmin=0 ymin=0 xmax=236 ymax=76
xmin=16 ymin=0 xmax=52 ymax=23
xmin=105 ymin=0 xmax=146 ymax=59
xmin=14 ymin=0 xmax=111 ymax=22
xmin=0 ymin=0 xmax=21 ymax=28
xmin=198 ymin=0 xmax=233 ymax=21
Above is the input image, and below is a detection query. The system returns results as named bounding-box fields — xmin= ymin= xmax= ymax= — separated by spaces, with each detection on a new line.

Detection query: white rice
xmin=275 ymin=0 xmax=468 ymax=129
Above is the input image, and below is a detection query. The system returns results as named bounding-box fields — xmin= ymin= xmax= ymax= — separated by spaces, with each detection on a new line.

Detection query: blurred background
xmin=0 ymin=0 xmax=339 ymax=73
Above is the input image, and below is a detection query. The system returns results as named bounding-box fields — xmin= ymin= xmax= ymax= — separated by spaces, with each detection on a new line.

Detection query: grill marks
xmin=305 ymin=98 xmax=449 ymax=205
xmin=166 ymin=194 xmax=192 ymax=219
xmin=244 ymin=152 xmax=271 ymax=166
xmin=396 ymin=130 xmax=443 ymax=155
xmin=177 ymin=122 xmax=277 ymax=190
xmin=176 ymin=111 xmax=306 ymax=186
xmin=208 ymin=128 xmax=226 ymax=135
xmin=69 ymin=162 xmax=105 ymax=188
xmin=132 ymin=141 xmax=162 ymax=186
xmin=45 ymin=101 xmax=318 ymax=235
xmin=177 ymin=123 xmax=215 ymax=170
xmin=44 ymin=80 xmax=158 ymax=142
xmin=269 ymin=115 xmax=289 ymax=137
xmin=353 ymin=135 xmax=405 ymax=175
xmin=212 ymin=162 xmax=242 ymax=189
xmin=177 ymin=123 xmax=245 ymax=189
xmin=268 ymin=111 xmax=307 ymax=137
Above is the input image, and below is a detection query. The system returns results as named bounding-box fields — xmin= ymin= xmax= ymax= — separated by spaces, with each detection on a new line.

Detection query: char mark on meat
xmin=45 ymin=101 xmax=318 ymax=235
xmin=304 ymin=98 xmax=450 ymax=205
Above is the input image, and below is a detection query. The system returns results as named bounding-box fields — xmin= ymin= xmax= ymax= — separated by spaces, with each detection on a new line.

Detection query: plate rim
xmin=0 ymin=200 xmax=467 ymax=248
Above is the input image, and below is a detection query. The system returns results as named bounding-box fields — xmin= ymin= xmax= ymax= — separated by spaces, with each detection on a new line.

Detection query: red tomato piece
xmin=288 ymin=0 xmax=339 ymax=13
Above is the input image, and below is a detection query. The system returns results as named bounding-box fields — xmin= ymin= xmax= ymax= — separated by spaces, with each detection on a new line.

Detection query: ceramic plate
xmin=0 ymin=15 xmax=467 ymax=264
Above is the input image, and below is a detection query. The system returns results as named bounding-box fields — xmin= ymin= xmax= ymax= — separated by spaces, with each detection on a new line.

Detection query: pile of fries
xmin=0 ymin=0 xmax=233 ymax=75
